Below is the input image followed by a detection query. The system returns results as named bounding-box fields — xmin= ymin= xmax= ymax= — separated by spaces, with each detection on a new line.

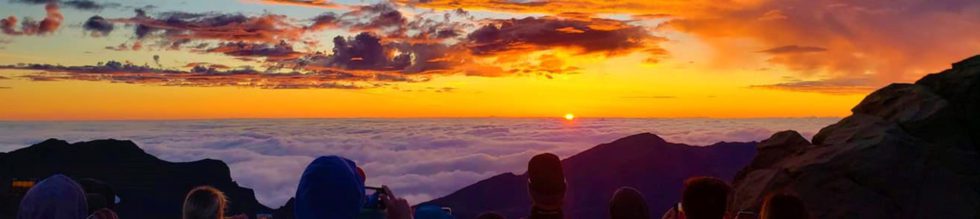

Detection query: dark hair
xmin=760 ymin=193 xmax=808 ymax=219
xmin=182 ymin=186 xmax=227 ymax=219
xmin=609 ymin=187 xmax=649 ymax=219
xmin=476 ymin=211 xmax=507 ymax=219
xmin=77 ymin=178 xmax=116 ymax=212
xmin=681 ymin=177 xmax=731 ymax=219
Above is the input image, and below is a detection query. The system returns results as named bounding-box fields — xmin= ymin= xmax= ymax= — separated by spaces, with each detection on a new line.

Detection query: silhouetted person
xmin=182 ymin=186 xmax=227 ymax=219
xmin=609 ymin=187 xmax=650 ymax=219
xmin=295 ymin=155 xmax=412 ymax=219
xmin=17 ymin=174 xmax=88 ymax=219
xmin=662 ymin=177 xmax=731 ymax=219
xmin=760 ymin=193 xmax=808 ymax=219
xmin=476 ymin=212 xmax=506 ymax=219
xmin=527 ymin=153 xmax=566 ymax=219
xmin=681 ymin=177 xmax=730 ymax=219
xmin=77 ymin=178 xmax=116 ymax=214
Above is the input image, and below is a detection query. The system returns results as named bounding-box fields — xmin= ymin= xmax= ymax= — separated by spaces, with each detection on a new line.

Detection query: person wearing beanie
xmin=17 ymin=174 xmax=89 ymax=219
xmin=609 ymin=187 xmax=650 ymax=219
xmin=295 ymin=155 xmax=412 ymax=219
xmin=527 ymin=153 xmax=566 ymax=219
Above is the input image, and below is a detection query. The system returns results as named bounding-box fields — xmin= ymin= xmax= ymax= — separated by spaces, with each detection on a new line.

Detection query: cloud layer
xmin=0 ymin=118 xmax=836 ymax=206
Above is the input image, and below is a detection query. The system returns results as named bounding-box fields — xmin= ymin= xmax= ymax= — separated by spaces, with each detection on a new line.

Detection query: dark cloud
xmin=11 ymin=0 xmax=117 ymax=11
xmin=466 ymin=17 xmax=660 ymax=55
xmin=105 ymin=42 xmax=141 ymax=51
xmin=115 ymin=10 xmax=306 ymax=44
xmin=83 ymin=15 xmax=113 ymax=36
xmin=62 ymin=0 xmax=118 ymax=11
xmin=308 ymin=12 xmax=339 ymax=31
xmin=288 ymin=32 xmax=461 ymax=75
xmin=749 ymin=76 xmax=877 ymax=95
xmin=345 ymin=4 xmax=407 ymax=34
xmin=255 ymin=0 xmax=343 ymax=9
xmin=323 ymin=32 xmax=394 ymax=70
xmin=0 ymin=60 xmax=424 ymax=89
xmin=1 ymin=2 xmax=62 ymax=36
xmin=204 ymin=41 xmax=303 ymax=61
xmin=758 ymin=45 xmax=827 ymax=54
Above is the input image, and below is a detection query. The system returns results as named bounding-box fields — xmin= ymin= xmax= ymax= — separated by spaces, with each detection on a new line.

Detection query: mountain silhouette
xmin=731 ymin=55 xmax=980 ymax=218
xmin=423 ymin=133 xmax=757 ymax=219
xmin=0 ymin=139 xmax=282 ymax=219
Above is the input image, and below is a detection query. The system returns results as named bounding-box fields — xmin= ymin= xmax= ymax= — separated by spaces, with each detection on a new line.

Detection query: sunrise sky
xmin=1 ymin=0 xmax=978 ymax=120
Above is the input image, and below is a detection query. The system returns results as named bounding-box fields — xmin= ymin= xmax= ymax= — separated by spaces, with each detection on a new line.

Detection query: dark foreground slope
xmin=424 ymin=133 xmax=757 ymax=219
xmin=0 ymin=139 xmax=279 ymax=219
xmin=731 ymin=55 xmax=980 ymax=218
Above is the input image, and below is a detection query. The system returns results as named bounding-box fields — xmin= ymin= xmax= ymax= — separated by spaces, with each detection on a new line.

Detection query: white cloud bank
xmin=0 ymin=118 xmax=836 ymax=206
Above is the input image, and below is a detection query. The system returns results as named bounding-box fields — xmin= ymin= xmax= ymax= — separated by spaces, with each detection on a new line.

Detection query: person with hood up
xmin=527 ymin=153 xmax=566 ymax=219
xmin=295 ymin=155 xmax=412 ymax=219
xmin=17 ymin=174 xmax=89 ymax=219
xmin=609 ymin=187 xmax=650 ymax=219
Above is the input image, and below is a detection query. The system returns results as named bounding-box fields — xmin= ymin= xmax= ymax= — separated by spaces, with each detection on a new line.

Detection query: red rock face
xmin=731 ymin=55 xmax=980 ymax=218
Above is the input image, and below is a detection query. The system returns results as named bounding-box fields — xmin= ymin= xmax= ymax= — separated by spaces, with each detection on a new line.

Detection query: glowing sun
xmin=564 ymin=113 xmax=575 ymax=121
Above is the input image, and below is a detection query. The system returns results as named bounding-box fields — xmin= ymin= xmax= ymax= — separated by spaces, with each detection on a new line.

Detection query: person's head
xmin=295 ymin=156 xmax=365 ymax=219
xmin=681 ymin=177 xmax=731 ymax=219
xmin=476 ymin=212 xmax=506 ymax=219
xmin=527 ymin=153 xmax=565 ymax=209
xmin=609 ymin=187 xmax=649 ymax=219
xmin=182 ymin=186 xmax=227 ymax=219
xmin=17 ymin=174 xmax=88 ymax=219
xmin=77 ymin=178 xmax=117 ymax=213
xmin=760 ymin=193 xmax=808 ymax=219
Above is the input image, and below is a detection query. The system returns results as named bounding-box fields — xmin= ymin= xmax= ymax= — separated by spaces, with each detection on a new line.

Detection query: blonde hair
xmin=182 ymin=186 xmax=228 ymax=219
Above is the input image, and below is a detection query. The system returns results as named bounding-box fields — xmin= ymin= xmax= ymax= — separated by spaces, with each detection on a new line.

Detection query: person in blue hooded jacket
xmin=18 ymin=174 xmax=88 ymax=219
xmin=295 ymin=155 xmax=413 ymax=219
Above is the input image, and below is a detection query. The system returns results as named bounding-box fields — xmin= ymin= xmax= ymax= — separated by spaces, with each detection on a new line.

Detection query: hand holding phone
xmin=379 ymin=186 xmax=412 ymax=219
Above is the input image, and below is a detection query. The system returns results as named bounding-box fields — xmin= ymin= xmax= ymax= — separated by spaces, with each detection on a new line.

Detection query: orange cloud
xmin=392 ymin=0 xmax=719 ymax=17
xmin=666 ymin=0 xmax=980 ymax=89
xmin=1 ymin=2 xmax=62 ymax=36
xmin=466 ymin=17 xmax=662 ymax=56
xmin=246 ymin=0 xmax=344 ymax=9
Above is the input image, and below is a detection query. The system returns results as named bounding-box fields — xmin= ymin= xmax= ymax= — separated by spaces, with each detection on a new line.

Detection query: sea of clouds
xmin=0 ymin=118 xmax=837 ymax=207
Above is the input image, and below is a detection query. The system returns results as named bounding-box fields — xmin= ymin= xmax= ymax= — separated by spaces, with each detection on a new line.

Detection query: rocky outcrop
xmin=426 ymin=133 xmax=757 ymax=219
xmin=0 ymin=139 xmax=283 ymax=219
xmin=731 ymin=55 xmax=980 ymax=218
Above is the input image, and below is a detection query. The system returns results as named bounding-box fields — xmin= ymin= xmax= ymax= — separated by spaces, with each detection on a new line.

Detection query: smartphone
xmin=359 ymin=186 xmax=388 ymax=219
xmin=364 ymin=186 xmax=387 ymax=210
